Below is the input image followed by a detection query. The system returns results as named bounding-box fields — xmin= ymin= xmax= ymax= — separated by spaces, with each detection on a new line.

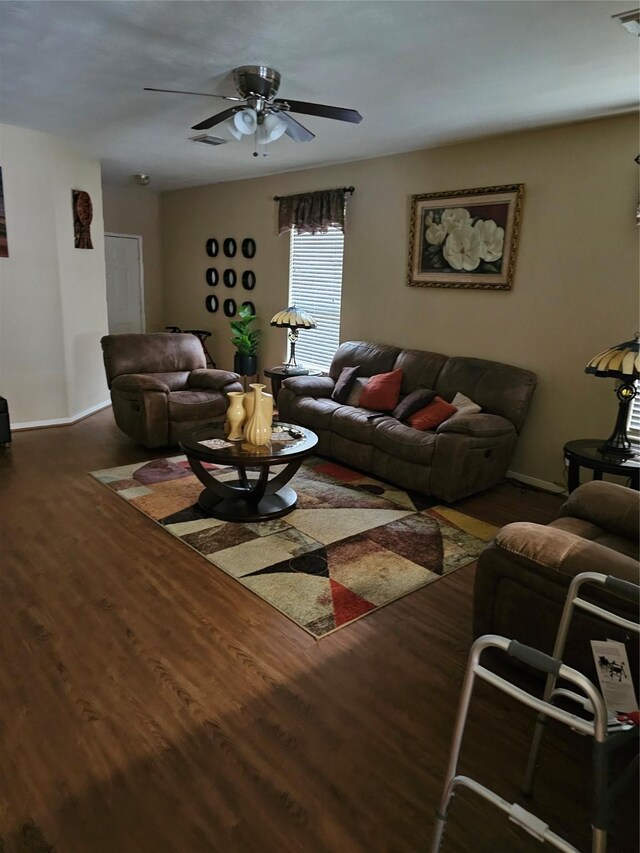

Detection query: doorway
xmin=105 ymin=233 xmax=145 ymax=334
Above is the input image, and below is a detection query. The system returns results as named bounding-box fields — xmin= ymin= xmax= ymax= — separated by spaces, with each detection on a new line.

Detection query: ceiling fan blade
xmin=277 ymin=111 xmax=315 ymax=142
xmin=144 ymin=87 xmax=241 ymax=100
xmin=274 ymin=99 xmax=362 ymax=124
xmin=191 ymin=106 xmax=241 ymax=131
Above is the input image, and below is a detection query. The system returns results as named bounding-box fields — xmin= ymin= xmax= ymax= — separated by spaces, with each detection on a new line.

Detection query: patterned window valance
xmin=277 ymin=187 xmax=352 ymax=236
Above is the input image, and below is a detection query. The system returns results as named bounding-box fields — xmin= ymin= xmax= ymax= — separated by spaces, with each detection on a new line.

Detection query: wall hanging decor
xmin=223 ymin=269 xmax=237 ymax=288
xmin=241 ymin=300 xmax=255 ymax=315
xmin=223 ymin=298 xmax=237 ymax=317
xmin=241 ymin=237 xmax=256 ymax=258
xmin=0 ymin=167 xmax=8 ymax=258
xmin=242 ymin=270 xmax=256 ymax=290
xmin=223 ymin=237 xmax=237 ymax=257
xmin=206 ymin=238 xmax=218 ymax=257
xmin=205 ymin=294 xmax=219 ymax=313
xmin=206 ymin=268 xmax=218 ymax=286
xmin=407 ymin=184 xmax=524 ymax=290
xmin=72 ymin=189 xmax=93 ymax=249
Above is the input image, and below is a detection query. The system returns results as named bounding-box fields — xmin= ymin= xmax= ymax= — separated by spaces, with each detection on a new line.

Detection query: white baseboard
xmin=12 ymin=400 xmax=111 ymax=431
xmin=507 ymin=469 xmax=567 ymax=495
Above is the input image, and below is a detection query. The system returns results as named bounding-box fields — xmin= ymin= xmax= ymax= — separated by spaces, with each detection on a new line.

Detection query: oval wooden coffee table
xmin=180 ymin=422 xmax=318 ymax=522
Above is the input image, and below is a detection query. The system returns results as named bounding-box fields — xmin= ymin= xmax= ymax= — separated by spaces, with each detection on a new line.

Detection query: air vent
xmin=190 ymin=134 xmax=227 ymax=146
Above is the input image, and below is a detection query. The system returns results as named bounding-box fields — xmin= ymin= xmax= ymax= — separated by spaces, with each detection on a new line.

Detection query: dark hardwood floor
xmin=0 ymin=409 xmax=636 ymax=853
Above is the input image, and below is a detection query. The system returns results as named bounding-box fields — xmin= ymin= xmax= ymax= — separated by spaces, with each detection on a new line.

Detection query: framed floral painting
xmin=407 ymin=183 xmax=524 ymax=290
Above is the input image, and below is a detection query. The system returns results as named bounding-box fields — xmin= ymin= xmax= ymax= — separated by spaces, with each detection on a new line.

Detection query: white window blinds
xmin=288 ymin=226 xmax=345 ymax=372
xmin=628 ymin=383 xmax=640 ymax=441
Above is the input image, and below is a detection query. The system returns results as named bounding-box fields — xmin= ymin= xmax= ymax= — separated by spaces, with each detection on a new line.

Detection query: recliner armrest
xmin=112 ymin=374 xmax=169 ymax=393
xmin=491 ymin=521 xmax=639 ymax=584
xmin=188 ymin=369 xmax=241 ymax=391
xmin=282 ymin=375 xmax=334 ymax=398
xmin=558 ymin=480 xmax=639 ymax=542
xmin=436 ymin=412 xmax=514 ymax=437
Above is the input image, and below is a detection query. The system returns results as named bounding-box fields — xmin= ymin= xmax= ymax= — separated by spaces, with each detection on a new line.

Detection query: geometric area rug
xmin=91 ymin=455 xmax=497 ymax=639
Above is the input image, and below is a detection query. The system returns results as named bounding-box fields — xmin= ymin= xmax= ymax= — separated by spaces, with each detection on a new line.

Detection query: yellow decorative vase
xmin=244 ymin=383 xmax=272 ymax=446
xmin=225 ymin=391 xmax=246 ymax=441
xmin=243 ymin=388 xmax=274 ymax=427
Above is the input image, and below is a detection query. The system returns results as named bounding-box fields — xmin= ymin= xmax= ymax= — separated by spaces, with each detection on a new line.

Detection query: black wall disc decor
xmin=223 ymin=269 xmax=237 ymax=288
xmin=241 ymin=238 xmax=256 ymax=259
xmin=223 ymin=298 xmax=237 ymax=317
xmin=206 ymin=238 xmax=218 ymax=257
xmin=241 ymin=301 xmax=255 ymax=315
xmin=205 ymin=294 xmax=219 ymax=313
xmin=223 ymin=238 xmax=237 ymax=258
xmin=205 ymin=268 xmax=218 ymax=286
xmin=242 ymin=270 xmax=256 ymax=290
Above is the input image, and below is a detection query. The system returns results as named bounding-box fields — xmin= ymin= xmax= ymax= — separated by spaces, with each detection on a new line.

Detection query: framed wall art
xmin=407 ymin=183 xmax=524 ymax=290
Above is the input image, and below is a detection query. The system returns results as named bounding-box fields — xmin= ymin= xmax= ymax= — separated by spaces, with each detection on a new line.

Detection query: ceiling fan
xmin=145 ymin=65 xmax=362 ymax=152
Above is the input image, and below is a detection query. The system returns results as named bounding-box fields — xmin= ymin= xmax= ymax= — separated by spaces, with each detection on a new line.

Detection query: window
xmin=288 ymin=226 xmax=345 ymax=372
xmin=628 ymin=382 xmax=640 ymax=443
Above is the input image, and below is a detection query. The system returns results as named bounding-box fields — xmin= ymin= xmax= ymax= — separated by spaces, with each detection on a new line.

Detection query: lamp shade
xmin=233 ymin=108 xmax=258 ymax=136
xmin=585 ymin=336 xmax=640 ymax=379
xmin=270 ymin=306 xmax=317 ymax=329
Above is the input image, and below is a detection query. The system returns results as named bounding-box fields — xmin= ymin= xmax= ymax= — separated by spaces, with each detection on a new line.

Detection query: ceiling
xmin=0 ymin=1 xmax=637 ymax=192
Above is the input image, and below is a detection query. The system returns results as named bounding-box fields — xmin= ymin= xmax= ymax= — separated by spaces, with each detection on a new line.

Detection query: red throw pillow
xmin=358 ymin=369 xmax=403 ymax=411
xmin=408 ymin=396 xmax=457 ymax=431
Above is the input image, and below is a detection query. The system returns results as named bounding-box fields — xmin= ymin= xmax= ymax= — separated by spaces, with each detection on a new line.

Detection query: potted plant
xmin=230 ymin=304 xmax=260 ymax=376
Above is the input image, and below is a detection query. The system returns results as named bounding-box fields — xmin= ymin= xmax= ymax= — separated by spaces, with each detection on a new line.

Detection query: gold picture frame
xmin=407 ymin=183 xmax=524 ymax=290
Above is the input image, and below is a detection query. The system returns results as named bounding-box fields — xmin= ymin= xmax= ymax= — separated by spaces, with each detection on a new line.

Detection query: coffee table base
xmin=197 ymin=484 xmax=298 ymax=522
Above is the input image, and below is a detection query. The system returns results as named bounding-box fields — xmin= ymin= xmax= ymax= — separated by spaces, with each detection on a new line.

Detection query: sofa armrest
xmin=558 ymin=481 xmax=640 ymax=541
xmin=437 ymin=412 xmax=514 ymax=437
xmin=281 ymin=375 xmax=335 ymax=398
xmin=188 ymin=369 xmax=241 ymax=391
xmin=111 ymin=374 xmax=169 ymax=393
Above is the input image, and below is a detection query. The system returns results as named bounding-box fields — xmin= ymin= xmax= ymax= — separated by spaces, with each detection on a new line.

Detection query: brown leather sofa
xmin=277 ymin=340 xmax=537 ymax=502
xmin=474 ymin=480 xmax=639 ymax=676
xmin=101 ymin=333 xmax=242 ymax=448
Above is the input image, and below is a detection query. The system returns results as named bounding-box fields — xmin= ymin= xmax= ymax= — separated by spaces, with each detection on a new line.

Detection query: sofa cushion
xmin=329 ymin=341 xmax=400 ymax=381
xmin=331 ymin=365 xmax=360 ymax=403
xmin=346 ymin=377 xmax=368 ymax=406
xmin=168 ymin=390 xmax=226 ymax=422
xmin=392 ymin=388 xmax=437 ymax=422
xmin=372 ymin=418 xmax=437 ymax=464
xmin=391 ymin=348 xmax=448 ymax=395
xmin=331 ymin=406 xmax=393 ymax=444
xmin=408 ymin=396 xmax=457 ymax=430
xmin=359 ymin=369 xmax=403 ymax=411
xmin=280 ymin=396 xmax=342 ymax=431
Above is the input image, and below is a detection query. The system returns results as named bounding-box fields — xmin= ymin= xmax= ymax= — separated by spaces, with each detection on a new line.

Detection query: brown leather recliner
xmin=474 ymin=480 xmax=639 ymax=677
xmin=101 ymin=333 xmax=242 ymax=448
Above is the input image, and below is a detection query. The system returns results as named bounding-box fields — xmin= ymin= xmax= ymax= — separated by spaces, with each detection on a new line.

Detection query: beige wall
xmin=0 ymin=123 xmax=109 ymax=424
xmin=161 ymin=113 xmax=639 ymax=488
xmin=102 ymin=184 xmax=164 ymax=332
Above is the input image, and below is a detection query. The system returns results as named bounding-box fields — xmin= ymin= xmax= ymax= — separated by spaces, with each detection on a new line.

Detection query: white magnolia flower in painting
xmin=425 ymin=221 xmax=447 ymax=245
xmin=474 ymin=219 xmax=505 ymax=262
xmin=443 ymin=223 xmax=481 ymax=271
xmin=442 ymin=207 xmax=472 ymax=234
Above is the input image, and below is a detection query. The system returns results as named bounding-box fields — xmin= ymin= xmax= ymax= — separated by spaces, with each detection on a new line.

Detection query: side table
xmin=264 ymin=366 xmax=322 ymax=405
xmin=563 ymin=438 xmax=639 ymax=493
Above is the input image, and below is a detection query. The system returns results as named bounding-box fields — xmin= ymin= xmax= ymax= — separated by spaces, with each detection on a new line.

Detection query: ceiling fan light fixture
xmin=233 ymin=108 xmax=258 ymax=136
xmin=261 ymin=113 xmax=287 ymax=143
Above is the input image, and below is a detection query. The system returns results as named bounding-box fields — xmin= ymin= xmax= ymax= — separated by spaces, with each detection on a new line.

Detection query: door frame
xmin=105 ymin=232 xmax=146 ymax=333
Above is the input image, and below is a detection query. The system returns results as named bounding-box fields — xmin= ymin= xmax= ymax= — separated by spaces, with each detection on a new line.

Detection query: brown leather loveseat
xmin=101 ymin=333 xmax=242 ymax=448
xmin=277 ymin=340 xmax=537 ymax=502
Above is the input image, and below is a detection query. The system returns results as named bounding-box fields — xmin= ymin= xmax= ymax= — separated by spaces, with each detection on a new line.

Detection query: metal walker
xmin=431 ymin=572 xmax=639 ymax=853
